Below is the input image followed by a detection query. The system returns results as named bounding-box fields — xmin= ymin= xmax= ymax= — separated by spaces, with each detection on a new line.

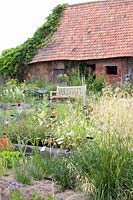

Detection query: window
xmin=106 ymin=66 xmax=117 ymax=75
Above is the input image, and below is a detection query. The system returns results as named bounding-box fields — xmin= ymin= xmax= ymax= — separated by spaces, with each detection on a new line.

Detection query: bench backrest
xmin=56 ymin=85 xmax=86 ymax=97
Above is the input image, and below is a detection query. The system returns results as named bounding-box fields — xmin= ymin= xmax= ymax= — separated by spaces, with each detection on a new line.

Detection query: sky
xmin=0 ymin=0 xmax=96 ymax=55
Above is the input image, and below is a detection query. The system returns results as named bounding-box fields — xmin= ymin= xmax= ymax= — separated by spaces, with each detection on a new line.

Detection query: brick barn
xmin=27 ymin=0 xmax=133 ymax=84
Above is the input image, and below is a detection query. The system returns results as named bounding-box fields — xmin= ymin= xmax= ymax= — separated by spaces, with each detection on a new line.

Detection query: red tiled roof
xmin=30 ymin=0 xmax=133 ymax=64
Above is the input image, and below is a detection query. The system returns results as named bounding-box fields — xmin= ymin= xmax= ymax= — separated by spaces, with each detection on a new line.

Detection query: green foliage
xmin=112 ymin=83 xmax=133 ymax=97
xmin=0 ymin=4 xmax=66 ymax=81
xmin=0 ymin=84 xmax=25 ymax=103
xmin=56 ymin=74 xmax=69 ymax=84
xmin=44 ymin=83 xmax=57 ymax=92
xmin=86 ymin=75 xmax=105 ymax=94
xmin=0 ymin=151 xmax=20 ymax=169
xmin=0 ymin=157 xmax=6 ymax=176
xmin=12 ymin=149 xmax=55 ymax=185
xmin=67 ymin=70 xmax=105 ymax=94
xmin=0 ymin=100 xmax=88 ymax=149
xmin=51 ymin=156 xmax=77 ymax=191
xmin=23 ymin=76 xmax=46 ymax=88
xmin=3 ymin=110 xmax=49 ymax=145
xmin=0 ymin=82 xmax=133 ymax=199
xmin=67 ymin=134 xmax=133 ymax=200
xmin=9 ymin=188 xmax=24 ymax=200
xmin=9 ymin=188 xmax=57 ymax=200
xmin=27 ymin=154 xmax=46 ymax=180
xmin=14 ymin=163 xmax=32 ymax=185
xmin=68 ymin=71 xmax=82 ymax=86
xmin=6 ymin=78 xmax=18 ymax=85
xmin=23 ymin=77 xmax=57 ymax=91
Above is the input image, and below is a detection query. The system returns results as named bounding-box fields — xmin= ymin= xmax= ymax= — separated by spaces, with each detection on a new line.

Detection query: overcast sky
xmin=0 ymin=0 xmax=97 ymax=54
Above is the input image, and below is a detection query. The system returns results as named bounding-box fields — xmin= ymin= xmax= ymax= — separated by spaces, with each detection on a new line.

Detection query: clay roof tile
xmin=30 ymin=0 xmax=133 ymax=64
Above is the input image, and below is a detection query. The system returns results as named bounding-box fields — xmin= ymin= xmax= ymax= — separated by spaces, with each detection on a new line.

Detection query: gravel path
xmin=0 ymin=170 xmax=90 ymax=200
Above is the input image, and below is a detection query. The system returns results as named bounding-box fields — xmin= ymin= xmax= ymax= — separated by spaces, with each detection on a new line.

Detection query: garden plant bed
xmin=0 ymin=103 xmax=32 ymax=110
xmin=0 ymin=170 xmax=89 ymax=200
xmin=0 ymin=82 xmax=133 ymax=200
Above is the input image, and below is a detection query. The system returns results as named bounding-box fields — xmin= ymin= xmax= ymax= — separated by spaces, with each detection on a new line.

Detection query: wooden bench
xmin=49 ymin=85 xmax=86 ymax=106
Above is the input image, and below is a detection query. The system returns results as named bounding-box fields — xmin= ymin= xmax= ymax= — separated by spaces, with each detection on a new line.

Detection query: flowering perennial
xmin=10 ymin=181 xmax=23 ymax=190
xmin=0 ymin=135 xmax=13 ymax=151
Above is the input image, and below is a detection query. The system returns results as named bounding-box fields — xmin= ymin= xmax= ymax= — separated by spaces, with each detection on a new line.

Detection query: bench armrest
xmin=49 ymin=91 xmax=57 ymax=98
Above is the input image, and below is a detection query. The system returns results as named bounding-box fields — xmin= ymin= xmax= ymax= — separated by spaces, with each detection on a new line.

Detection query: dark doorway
xmin=53 ymin=69 xmax=64 ymax=83
xmin=79 ymin=63 xmax=96 ymax=79
xmin=86 ymin=64 xmax=96 ymax=79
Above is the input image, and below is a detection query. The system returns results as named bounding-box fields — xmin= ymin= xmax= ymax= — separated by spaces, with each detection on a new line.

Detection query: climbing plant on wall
xmin=0 ymin=4 xmax=66 ymax=81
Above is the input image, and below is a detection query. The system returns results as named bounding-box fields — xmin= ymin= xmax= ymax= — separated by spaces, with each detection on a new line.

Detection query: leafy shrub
xmin=6 ymin=78 xmax=18 ymax=86
xmin=56 ymin=74 xmax=69 ymax=84
xmin=44 ymin=82 xmax=57 ymax=91
xmin=51 ymin=156 xmax=77 ymax=191
xmin=86 ymin=75 xmax=105 ymax=94
xmin=24 ymin=76 xmax=46 ymax=88
xmin=0 ymin=151 xmax=20 ymax=169
xmin=68 ymin=71 xmax=82 ymax=86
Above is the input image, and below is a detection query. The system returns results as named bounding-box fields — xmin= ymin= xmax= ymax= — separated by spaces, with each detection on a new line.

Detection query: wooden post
xmin=82 ymin=84 xmax=86 ymax=108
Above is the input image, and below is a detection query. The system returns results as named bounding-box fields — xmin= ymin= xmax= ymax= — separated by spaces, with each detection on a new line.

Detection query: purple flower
xmin=24 ymin=191 xmax=29 ymax=196
xmin=10 ymin=181 xmax=23 ymax=190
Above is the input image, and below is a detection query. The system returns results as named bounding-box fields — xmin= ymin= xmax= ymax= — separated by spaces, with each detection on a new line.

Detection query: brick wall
xmin=26 ymin=57 xmax=129 ymax=84
xmin=95 ymin=58 xmax=128 ymax=84
xmin=24 ymin=61 xmax=65 ymax=82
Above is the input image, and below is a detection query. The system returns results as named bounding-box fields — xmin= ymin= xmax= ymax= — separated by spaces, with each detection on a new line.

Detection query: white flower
xmin=66 ymin=131 xmax=74 ymax=136
xmin=40 ymin=146 xmax=46 ymax=152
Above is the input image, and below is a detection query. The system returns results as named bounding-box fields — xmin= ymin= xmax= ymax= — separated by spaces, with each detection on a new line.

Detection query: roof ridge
xmin=68 ymin=0 xmax=132 ymax=7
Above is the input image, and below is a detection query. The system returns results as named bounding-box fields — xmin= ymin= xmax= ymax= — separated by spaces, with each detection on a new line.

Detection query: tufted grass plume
xmin=89 ymin=86 xmax=133 ymax=139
